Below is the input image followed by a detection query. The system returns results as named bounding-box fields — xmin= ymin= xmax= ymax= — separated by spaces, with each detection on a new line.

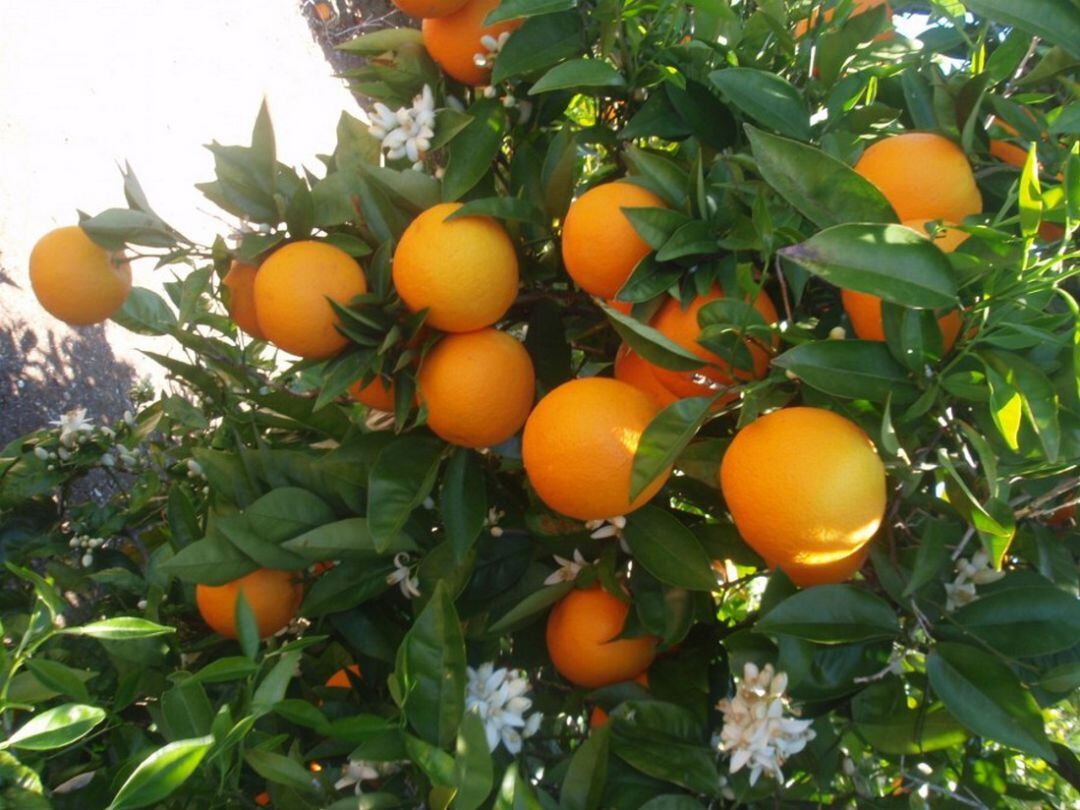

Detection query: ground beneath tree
xmin=0 ymin=0 xmax=367 ymax=445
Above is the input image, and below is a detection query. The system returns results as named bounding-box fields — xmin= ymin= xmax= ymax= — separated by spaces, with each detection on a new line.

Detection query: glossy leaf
xmin=631 ymin=396 xmax=711 ymax=501
xmin=600 ymin=302 xmax=704 ymax=372
xmin=944 ymin=586 xmax=1080 ymax=657
xmin=711 ymin=68 xmax=810 ymax=140
xmin=927 ymin=643 xmax=1054 ymax=760
xmin=2 ymin=704 xmax=106 ymax=751
xmin=367 ymin=436 xmax=444 ymax=552
xmin=622 ymin=507 xmax=717 ymax=592
xmin=852 ymin=680 xmax=968 ymax=754
xmin=965 ymin=0 xmax=1080 ymax=58
xmin=64 ymin=617 xmax=175 ymax=641
xmin=441 ymin=448 xmax=488 ymax=562
xmin=773 ymin=340 xmax=915 ymax=403
xmin=108 ymin=736 xmax=214 ymax=810
xmin=491 ymin=12 xmax=584 ymax=83
xmin=529 ymin=58 xmax=624 ymax=94
xmin=282 ymin=517 xmax=416 ymax=559
xmin=561 ymin=724 xmax=610 ymax=810
xmin=779 ymin=223 xmax=957 ymax=308
xmin=442 ymin=100 xmax=507 ymax=201
xmin=454 ymin=712 xmax=495 ymax=810
xmin=745 ymin=126 xmax=896 ymax=228
xmin=757 ymin=585 xmax=900 ymax=643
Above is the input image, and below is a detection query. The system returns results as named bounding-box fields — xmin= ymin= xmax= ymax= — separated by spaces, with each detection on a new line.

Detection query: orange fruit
xmin=561 ymin=182 xmax=667 ymax=299
xmin=777 ymin=542 xmax=871 ymax=588
xmin=29 ymin=226 xmax=131 ymax=325
xmin=222 ymin=260 xmax=266 ymax=340
xmin=195 ymin=568 xmax=302 ymax=640
xmin=417 ymin=328 xmax=535 ymax=448
xmin=393 ymin=0 xmax=469 ymax=17
xmin=606 ymin=299 xmax=633 ymax=315
xmin=589 ymin=672 xmax=649 ymax=728
xmin=546 ymin=586 xmax=656 ymax=688
xmin=990 ymin=138 xmax=1030 ymax=170
xmin=719 ymin=407 xmax=886 ymax=587
xmin=393 ymin=202 xmax=519 ymax=332
xmin=853 ymin=132 xmax=982 ymax=223
xmin=253 ymin=241 xmax=367 ymax=358
xmin=794 ymin=0 xmax=892 ymax=38
xmin=841 ymin=218 xmax=965 ymax=352
xmin=649 ymin=287 xmax=779 ymax=400
xmin=522 ymin=377 xmax=669 ymax=520
xmin=421 ymin=0 xmax=522 ymax=85
xmin=325 ymin=664 xmax=362 ymax=689
xmin=613 ymin=344 xmax=679 ymax=409
xmin=349 ymin=376 xmax=396 ymax=411
xmin=254 ymin=791 xmax=271 ymax=806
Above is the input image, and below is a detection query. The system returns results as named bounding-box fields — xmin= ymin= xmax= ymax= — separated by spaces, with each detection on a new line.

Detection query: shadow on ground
xmin=0 ymin=264 xmax=138 ymax=445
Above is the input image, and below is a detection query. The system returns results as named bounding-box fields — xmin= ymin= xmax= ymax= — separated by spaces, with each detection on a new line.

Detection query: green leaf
xmin=367 ymin=436 xmax=444 ymax=553
xmin=157 ymin=534 xmax=258 ymax=585
xmin=944 ymin=586 xmax=1080 ymax=658
xmin=188 ymin=656 xmax=259 ymax=685
xmin=485 ymin=0 xmax=576 ymax=25
xmin=561 ymin=723 xmax=610 ymax=810
xmin=982 ymin=350 xmax=1060 ymax=462
xmin=524 ymin=297 xmax=573 ymax=388
xmin=282 ymin=517 xmax=416 ymax=559
xmin=1038 ymin=662 xmax=1080 ymax=694
xmin=64 ymin=617 xmax=175 ymax=641
xmin=529 ymin=58 xmax=624 ymax=94
xmin=454 ymin=712 xmax=495 ymax=810
xmin=107 ymin=736 xmax=213 ymax=810
xmin=745 ymin=126 xmax=896 ymax=228
xmin=926 ymin=643 xmax=1055 ymax=761
xmin=621 ymin=207 xmax=690 ymax=251
xmin=338 ymin=27 xmax=423 ymax=54
xmin=757 ymin=585 xmax=900 ymax=643
xmin=442 ymin=99 xmax=507 ymax=201
xmin=234 ymin=592 xmax=260 ymax=659
xmin=487 ymin=580 xmax=573 ymax=634
xmin=300 ymin=560 xmax=393 ymax=616
xmin=24 ymin=659 xmax=91 ymax=703
xmin=405 ymin=734 xmax=456 ymax=788
xmin=600 ymin=303 xmax=704 ymax=372
xmin=623 ymin=147 xmax=688 ymax=208
xmin=111 ymin=288 xmax=178 ymax=336
xmin=903 ymin=520 xmax=956 ymax=596
xmin=780 ymin=223 xmax=957 ymax=308
xmin=284 ymin=183 xmax=314 ymax=238
xmin=245 ymin=487 xmax=336 ymax=542
xmin=392 ymin=581 xmax=467 ymax=748
xmin=710 ymin=68 xmax=810 ymax=140
xmin=441 ymin=449 xmax=488 ymax=562
xmin=80 ymin=208 xmax=182 ymax=250
xmin=447 ymin=196 xmax=547 ymax=224
xmin=252 ymin=651 xmax=301 ymax=715
xmin=631 ymin=397 xmax=711 ymax=501
xmin=493 ymin=762 xmax=545 ymax=810
xmin=609 ymin=701 xmax=719 ymax=796
xmin=773 ymin=340 xmax=915 ymax=403
xmin=245 ymin=750 xmax=318 ymax=794
xmin=639 ymin=798 xmax=706 ymax=810
xmin=161 ymin=680 xmax=214 ymax=740
xmin=964 ymin=0 xmax=1080 ymax=59
xmin=622 ymin=507 xmax=716 ymax=592
xmin=491 ymin=11 xmax=584 ymax=83
xmin=2 ymin=704 xmax=106 ymax=751
xmin=852 ymin=679 xmax=968 ymax=754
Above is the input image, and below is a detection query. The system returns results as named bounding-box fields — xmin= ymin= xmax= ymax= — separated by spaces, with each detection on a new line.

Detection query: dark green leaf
xmin=945 ymin=586 xmax=1080 ymax=658
xmin=561 ymin=724 xmax=610 ymax=810
xmin=745 ymin=126 xmax=896 ymax=228
xmin=484 ymin=0 xmax=576 ymax=25
xmin=367 ymin=436 xmax=444 ymax=552
xmin=454 ymin=712 xmax=495 ymax=810
xmin=442 ymin=449 xmax=488 ymax=562
xmin=630 ymin=397 xmax=711 ymax=501
xmin=622 ymin=507 xmax=717 ymax=592
xmin=711 ymin=68 xmax=810 ymax=140
xmin=780 ymin=223 xmax=957 ymax=308
xmin=491 ymin=12 xmax=584 ymax=83
xmin=111 ymin=288 xmax=178 ymax=336
xmin=108 ymin=736 xmax=214 ymax=810
xmin=965 ymin=0 xmax=1080 ymax=58
xmin=926 ymin=643 xmax=1054 ymax=760
xmin=529 ymin=58 xmax=624 ymax=94
xmin=282 ymin=517 xmax=416 ymax=559
xmin=442 ymin=100 xmax=507 ymax=201
xmin=852 ymin=679 xmax=968 ymax=754
xmin=601 ymin=303 xmax=704 ymax=372
xmin=447 ymin=196 xmax=547 ymax=224
xmin=757 ymin=585 xmax=900 ymax=643
xmin=773 ymin=340 xmax=915 ymax=403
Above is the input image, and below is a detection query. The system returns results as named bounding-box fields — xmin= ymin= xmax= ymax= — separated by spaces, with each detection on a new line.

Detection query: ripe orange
xmin=589 ymin=671 xmax=649 ymax=728
xmin=649 ymin=287 xmax=779 ymax=400
xmin=195 ymin=568 xmax=302 ymax=640
xmin=222 ymin=260 xmax=266 ymax=340
xmin=349 ymin=375 xmax=396 ymax=411
xmin=29 ymin=226 xmax=131 ymax=325
xmin=325 ymin=664 xmax=362 ymax=689
xmin=613 ymin=344 xmax=679 ymax=409
xmin=254 ymin=791 xmax=271 ymax=806
xmin=417 ymin=328 xmax=535 ymax=448
xmin=546 ymin=586 xmax=656 ymax=688
xmin=421 ymin=0 xmax=522 ymax=85
xmin=841 ymin=218 xmax=965 ymax=352
xmin=393 ymin=0 xmax=469 ymax=17
xmin=719 ymin=407 xmax=886 ymax=587
xmin=393 ymin=202 xmax=519 ymax=333
xmin=561 ymin=182 xmax=667 ymax=299
xmin=794 ymin=0 xmax=892 ymax=38
xmin=253 ymin=241 xmax=367 ymax=358
xmin=853 ymin=132 xmax=982 ymax=224
xmin=522 ymin=377 xmax=669 ymax=520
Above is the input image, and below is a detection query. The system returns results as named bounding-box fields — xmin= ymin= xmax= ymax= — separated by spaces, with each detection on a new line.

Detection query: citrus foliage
xmin=3 ymin=1 xmax=1080 ymax=808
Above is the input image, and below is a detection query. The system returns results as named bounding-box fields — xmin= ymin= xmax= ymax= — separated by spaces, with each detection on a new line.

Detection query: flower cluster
xmin=716 ymin=663 xmax=815 ymax=786
xmin=68 ymin=534 xmax=106 ymax=568
xmin=368 ymin=85 xmax=436 ymax=170
xmin=50 ymin=407 xmax=94 ymax=446
xmin=465 ymin=662 xmax=543 ymax=754
xmin=472 ymin=32 xmax=511 ymax=70
xmin=334 ymin=759 xmax=400 ymax=795
xmin=944 ymin=549 xmax=1005 ymax=611
xmin=584 ymin=514 xmax=626 ymax=539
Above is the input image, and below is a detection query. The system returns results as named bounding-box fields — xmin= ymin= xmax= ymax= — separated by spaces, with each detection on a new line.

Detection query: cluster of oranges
xmin=27 ymin=0 xmax=1050 ymax=703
